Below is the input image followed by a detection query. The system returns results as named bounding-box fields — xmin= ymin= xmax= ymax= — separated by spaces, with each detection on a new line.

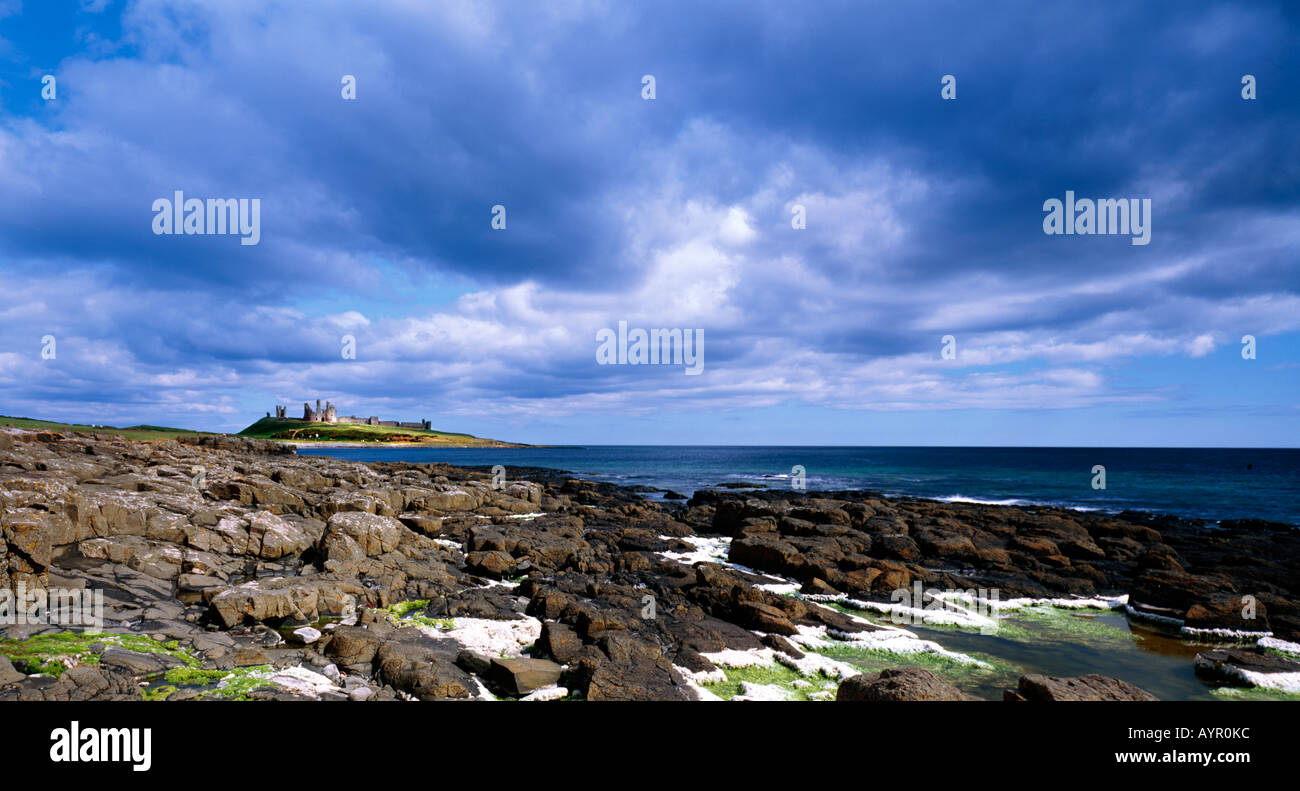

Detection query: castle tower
xmin=303 ymin=402 xmax=316 ymax=421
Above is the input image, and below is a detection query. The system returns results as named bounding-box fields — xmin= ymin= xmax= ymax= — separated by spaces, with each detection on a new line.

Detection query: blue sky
xmin=0 ymin=0 xmax=1296 ymax=446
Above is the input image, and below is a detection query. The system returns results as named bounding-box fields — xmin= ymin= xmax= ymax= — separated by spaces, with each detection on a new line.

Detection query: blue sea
xmin=295 ymin=446 xmax=1300 ymax=527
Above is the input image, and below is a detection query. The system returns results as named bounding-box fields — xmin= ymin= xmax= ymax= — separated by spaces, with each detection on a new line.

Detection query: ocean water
xmin=295 ymin=445 xmax=1300 ymax=526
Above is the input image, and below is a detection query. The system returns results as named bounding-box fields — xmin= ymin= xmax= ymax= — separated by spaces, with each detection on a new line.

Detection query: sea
xmin=294 ymin=445 xmax=1300 ymax=527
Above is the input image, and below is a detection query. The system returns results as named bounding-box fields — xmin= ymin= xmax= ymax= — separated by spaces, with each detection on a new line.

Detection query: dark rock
xmin=0 ymin=655 xmax=25 ymax=686
xmin=836 ymin=667 xmax=979 ymax=701
xmin=537 ymin=621 xmax=582 ymax=663
xmin=454 ymin=650 xmax=492 ymax=676
xmin=374 ymin=642 xmax=475 ymax=700
xmin=465 ymin=550 xmax=515 ymax=578
xmin=1193 ymin=649 xmax=1300 ymax=687
xmin=489 ymin=657 xmax=563 ymax=696
xmin=759 ymin=633 xmax=804 ymax=659
xmin=99 ymin=646 xmax=185 ymax=676
xmin=1015 ymin=673 xmax=1158 ymax=701
xmin=573 ymin=633 xmax=695 ymax=701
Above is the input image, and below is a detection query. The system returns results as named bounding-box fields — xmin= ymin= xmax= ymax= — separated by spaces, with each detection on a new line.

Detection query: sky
xmin=0 ymin=0 xmax=1296 ymax=446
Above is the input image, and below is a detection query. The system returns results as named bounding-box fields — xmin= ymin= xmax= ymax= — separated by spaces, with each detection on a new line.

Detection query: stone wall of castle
xmin=276 ymin=402 xmax=427 ymax=431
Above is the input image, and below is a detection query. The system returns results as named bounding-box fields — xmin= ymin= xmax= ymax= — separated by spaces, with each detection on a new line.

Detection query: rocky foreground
xmin=1 ymin=429 xmax=1297 ymax=701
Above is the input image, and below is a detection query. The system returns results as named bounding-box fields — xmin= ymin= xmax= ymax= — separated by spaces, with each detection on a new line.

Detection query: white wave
xmin=1259 ymin=636 xmax=1300 ymax=656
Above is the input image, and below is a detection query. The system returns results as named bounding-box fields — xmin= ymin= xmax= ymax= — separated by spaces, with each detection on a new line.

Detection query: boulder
xmin=374 ymin=642 xmax=475 ymax=700
xmin=537 ymin=621 xmax=582 ymax=663
xmin=489 ymin=657 xmax=563 ymax=696
xmin=1013 ymin=673 xmax=1158 ymax=701
xmin=573 ymin=633 xmax=694 ymax=701
xmin=836 ymin=667 xmax=978 ymax=701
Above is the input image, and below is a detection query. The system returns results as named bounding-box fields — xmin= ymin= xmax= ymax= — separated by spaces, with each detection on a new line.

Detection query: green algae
xmin=161 ymin=664 xmax=277 ymax=700
xmin=702 ymin=663 xmax=839 ymax=701
xmin=1210 ymin=686 xmax=1300 ymax=702
xmin=1005 ymin=605 xmax=1129 ymax=641
xmin=0 ymin=631 xmax=200 ymax=678
xmin=141 ymin=684 xmax=177 ymax=701
xmin=819 ymin=596 xmax=1130 ymax=644
xmin=383 ymin=599 xmax=454 ymax=631
xmin=812 ymin=639 xmax=1015 ymax=694
xmin=386 ymin=599 xmax=430 ymax=618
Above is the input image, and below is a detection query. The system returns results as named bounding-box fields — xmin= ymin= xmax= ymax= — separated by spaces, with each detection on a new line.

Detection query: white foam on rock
xmin=828 ymin=594 xmax=995 ymax=631
xmin=755 ymin=582 xmax=801 ymax=595
xmin=687 ymin=682 xmax=725 ymax=701
xmin=733 ymin=682 xmax=794 ymax=701
xmin=1259 ymin=636 xmax=1300 ymax=656
xmin=1180 ymin=625 xmax=1272 ymax=639
xmin=267 ymin=666 xmax=344 ymax=699
xmin=1125 ymin=603 xmax=1186 ymax=626
xmin=790 ymin=619 xmax=991 ymax=668
xmin=410 ymin=615 xmax=542 ymax=658
xmin=998 ymin=593 xmax=1128 ymax=611
xmin=1237 ymin=670 xmax=1300 ymax=692
xmin=1195 ymin=653 xmax=1300 ymax=693
xmin=675 ymin=664 xmax=729 ymax=685
xmin=702 ymin=647 xmax=778 ymax=668
xmin=658 ymin=535 xmax=730 ymax=566
xmin=520 ymin=685 xmax=568 ymax=701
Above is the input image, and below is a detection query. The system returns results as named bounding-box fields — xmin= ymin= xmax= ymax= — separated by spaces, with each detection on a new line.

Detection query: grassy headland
xmin=1 ymin=414 xmax=525 ymax=447
xmin=0 ymin=415 xmax=214 ymax=441
xmin=237 ymin=416 xmax=527 ymax=447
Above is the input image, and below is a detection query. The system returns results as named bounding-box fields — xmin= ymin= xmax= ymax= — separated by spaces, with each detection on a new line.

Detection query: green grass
xmin=0 ymin=631 xmax=202 ymax=677
xmin=237 ymin=416 xmax=521 ymax=446
xmin=0 ymin=415 xmax=213 ymax=441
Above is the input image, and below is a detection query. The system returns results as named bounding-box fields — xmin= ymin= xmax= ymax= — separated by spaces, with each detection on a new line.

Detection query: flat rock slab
xmin=0 ymin=655 xmax=25 ymax=685
xmin=490 ymin=657 xmax=562 ymax=696
xmin=1194 ymin=649 xmax=1300 ymax=686
xmin=99 ymin=646 xmax=187 ymax=676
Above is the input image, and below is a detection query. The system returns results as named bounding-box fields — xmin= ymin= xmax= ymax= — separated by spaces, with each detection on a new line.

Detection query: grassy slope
xmin=236 ymin=416 xmax=524 ymax=446
xmin=0 ymin=415 xmax=213 ymax=441
xmin=1 ymin=414 xmax=524 ymax=447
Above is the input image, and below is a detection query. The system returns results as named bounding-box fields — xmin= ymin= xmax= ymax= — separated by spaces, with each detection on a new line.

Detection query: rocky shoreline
xmin=1 ymin=429 xmax=1297 ymax=701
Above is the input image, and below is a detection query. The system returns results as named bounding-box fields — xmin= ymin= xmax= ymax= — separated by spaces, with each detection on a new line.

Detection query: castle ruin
xmin=271 ymin=400 xmax=431 ymax=431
